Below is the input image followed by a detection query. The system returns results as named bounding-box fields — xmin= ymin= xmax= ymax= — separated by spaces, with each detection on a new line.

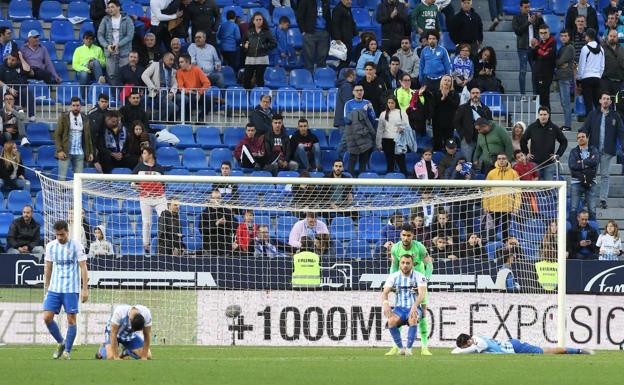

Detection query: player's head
xmin=131 ymin=312 xmax=146 ymax=331
xmin=54 ymin=220 xmax=69 ymax=244
xmin=399 ymin=255 xmax=414 ymax=274
xmin=399 ymin=223 xmax=414 ymax=246
xmin=456 ymin=333 xmax=473 ymax=348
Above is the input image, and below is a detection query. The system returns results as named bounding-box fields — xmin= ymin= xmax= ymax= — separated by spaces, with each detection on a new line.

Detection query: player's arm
xmin=79 ymin=260 xmax=89 ymax=303
xmin=410 ymin=285 xmax=427 ymax=320
xmin=381 ymin=285 xmax=393 ymax=318
xmin=451 ymin=344 xmax=480 ymax=354
xmin=43 ymin=260 xmax=53 ymax=294
xmin=141 ymin=326 xmax=151 ymax=360
xmin=109 ymin=323 xmax=121 ymax=360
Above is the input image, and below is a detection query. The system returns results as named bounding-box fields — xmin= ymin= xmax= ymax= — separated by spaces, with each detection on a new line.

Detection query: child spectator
xmin=234 ymin=209 xmax=257 ymax=256
xmin=596 ymin=220 xmax=623 ymax=261
xmin=409 ymin=211 xmax=430 ymax=247
xmin=0 ymin=140 xmax=29 ymax=192
xmin=272 ymin=16 xmax=296 ymax=67
xmin=460 ymin=233 xmax=486 ymax=259
xmin=512 ymin=150 xmax=539 ymax=181
xmin=429 ymin=236 xmax=458 ymax=260
xmin=511 ymin=121 xmax=525 ymax=152
xmin=217 ymin=10 xmax=242 ymax=72
xmin=449 ymin=157 xmax=474 ymax=180
xmin=414 ymin=148 xmax=438 ymax=179
xmin=89 ymin=225 xmax=114 ymax=257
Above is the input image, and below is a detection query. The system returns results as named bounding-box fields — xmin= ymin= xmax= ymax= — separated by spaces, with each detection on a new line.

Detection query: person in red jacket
xmin=512 ymin=150 xmax=539 ymax=181
xmin=233 ymin=210 xmax=257 ymax=256
xmin=529 ymin=24 xmax=556 ymax=109
xmin=233 ymin=123 xmax=267 ymax=169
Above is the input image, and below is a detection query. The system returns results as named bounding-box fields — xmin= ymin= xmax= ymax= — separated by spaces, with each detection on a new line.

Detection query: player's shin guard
xmin=389 ymin=328 xmax=404 ymax=349
xmin=64 ymin=325 xmax=77 ymax=353
xmin=46 ymin=320 xmax=64 ymax=343
xmin=419 ymin=317 xmax=428 ymax=347
xmin=407 ymin=325 xmax=417 ymax=349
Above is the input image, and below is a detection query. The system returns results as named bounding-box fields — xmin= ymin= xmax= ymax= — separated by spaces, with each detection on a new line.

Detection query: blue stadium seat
xmin=368 ymin=151 xmax=387 ymax=174
xmin=111 ymin=168 xmax=132 ymax=174
xmin=264 ymin=67 xmax=288 ymax=89
xmin=223 ymin=127 xmax=245 ymax=149
xmin=35 ymin=191 xmax=44 ymax=211
xmin=275 ymin=215 xmax=298 ymax=240
xmin=330 ymin=216 xmax=356 ymax=241
xmin=40 ymin=41 xmax=58 ymax=60
xmin=20 ymin=146 xmax=34 ymax=167
xmin=182 ymin=148 xmax=208 ymax=171
xmin=300 ymin=89 xmax=327 ymax=112
xmin=321 ymin=149 xmax=338 ymax=172
xmin=26 ymin=122 xmax=54 ymax=145
xmin=405 ymin=152 xmax=420 ymax=172
xmin=329 ymin=129 xmax=341 ymax=149
xmin=62 ymin=41 xmax=82 ymax=63
xmin=543 ymin=15 xmax=562 ymax=33
xmin=221 ymin=5 xmax=244 ymax=22
xmin=287 ymin=27 xmax=303 ymax=49
xmin=196 ymin=126 xmax=224 ymax=149
xmin=311 ymin=129 xmax=329 ymax=149
xmin=124 ymin=2 xmax=145 ymax=17
xmin=50 ymin=20 xmax=75 ymax=44
xmin=29 ymin=82 xmax=55 ymax=106
xmin=53 ymin=60 xmax=69 ymax=82
xmin=19 ymin=20 xmax=45 ymax=40
xmin=327 ymin=88 xmax=337 ymax=111
xmin=56 ymin=82 xmax=81 ymax=104
xmin=486 ymin=241 xmax=503 ymax=260
xmin=88 ymin=84 xmax=113 ymax=105
xmin=121 ymin=200 xmax=141 ymax=215
xmin=156 ymin=147 xmax=180 ymax=168
xmin=39 ymin=1 xmax=64 ymax=21
xmin=120 ymin=237 xmax=145 ymax=256
xmin=358 ymin=216 xmax=383 ymax=242
xmin=36 ymin=145 xmax=57 ymax=169
xmin=502 ymin=0 xmax=521 ymax=15
xmin=574 ymin=95 xmax=586 ymax=116
xmin=79 ymin=21 xmax=95 ymax=39
xmin=277 ymin=171 xmax=299 ymax=178
xmin=552 ymin=0 xmax=569 ymax=15
xmin=290 ymin=69 xmax=316 ymax=90
xmin=68 ymin=1 xmax=90 ymax=18
xmin=8 ymin=0 xmax=33 ymax=20
xmin=440 ymin=32 xmax=455 ymax=53
xmin=530 ymin=0 xmax=552 ymax=13
xmin=7 ymin=190 xmax=32 ymax=213
xmin=208 ymin=148 xmax=233 ymax=169
xmin=221 ymin=65 xmax=238 ymax=87
xmin=313 ymin=67 xmax=336 ymax=90
xmin=249 ymin=8 xmax=272 ymax=25
xmin=344 ymin=239 xmax=373 ymax=259
xmin=236 ymin=0 xmax=261 ymax=9
xmin=216 ymin=0 xmax=234 ymax=6
xmin=272 ymin=6 xmax=297 ymax=27
xmin=250 ymin=87 xmax=271 ymax=106
xmin=275 ymin=87 xmax=300 ymax=111
xmin=225 ymin=86 xmax=248 ymax=110
xmin=0 ymin=20 xmax=14 ymax=33
xmin=169 ymin=124 xmax=196 ymax=148
xmin=481 ymin=92 xmax=507 ymax=116
xmin=351 ymin=8 xmax=373 ymax=30
xmin=0 ymin=212 xmax=14 ymax=237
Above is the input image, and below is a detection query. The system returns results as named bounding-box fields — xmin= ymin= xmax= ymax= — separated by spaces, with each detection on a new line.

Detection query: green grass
xmin=0 ymin=345 xmax=622 ymax=385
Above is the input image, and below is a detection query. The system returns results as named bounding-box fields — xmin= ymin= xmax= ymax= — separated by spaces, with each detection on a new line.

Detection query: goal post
xmin=38 ymin=173 xmax=570 ymax=347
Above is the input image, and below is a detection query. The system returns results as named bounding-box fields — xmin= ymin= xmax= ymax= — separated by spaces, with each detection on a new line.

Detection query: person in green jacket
xmin=72 ymin=31 xmax=106 ymax=86
xmin=411 ymin=0 xmax=439 ymax=34
xmin=472 ymin=117 xmax=514 ymax=174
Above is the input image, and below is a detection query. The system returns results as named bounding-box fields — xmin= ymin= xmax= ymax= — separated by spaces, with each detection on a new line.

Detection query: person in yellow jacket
xmin=72 ymin=31 xmax=106 ymax=86
xmin=483 ymin=152 xmax=520 ymax=242
xmin=291 ymin=236 xmax=321 ymax=288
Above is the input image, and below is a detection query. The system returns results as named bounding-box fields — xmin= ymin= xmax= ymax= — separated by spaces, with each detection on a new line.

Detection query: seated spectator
xmin=249 ymin=94 xmax=274 ymax=137
xmin=409 ymin=211 xmax=430 ymax=247
xmin=272 ymin=16 xmax=297 ymax=68
xmin=449 ymin=157 xmax=475 ymax=180
xmin=0 ymin=52 xmax=35 ymax=121
xmin=324 ymin=159 xmax=353 ymax=208
xmin=169 ymin=38 xmax=185 ymax=70
xmin=356 ymin=39 xmax=388 ymax=78
xmin=142 ymin=53 xmax=179 ymax=120
xmin=0 ymin=141 xmax=29 ymax=192
xmin=471 ymin=47 xmax=502 ymax=92
xmin=119 ymin=51 xmax=145 ymax=87
xmin=136 ymin=33 xmax=162 ymax=68
xmin=54 ymin=97 xmax=94 ymax=181
xmin=234 ymin=123 xmax=267 ymax=169
xmin=233 ymin=209 xmax=257 ymax=256
xmin=438 ymin=139 xmax=461 ymax=179
xmin=288 ymin=212 xmax=329 ymax=249
xmin=542 ymin=220 xmax=558 ymax=250
xmin=7 ymin=205 xmax=44 ymax=257
xmin=512 ymin=150 xmax=539 ymax=181
xmin=568 ymin=131 xmax=599 ymax=221
xmin=290 ymin=118 xmax=321 ymax=172
xmin=429 ymin=236 xmax=458 ymax=260
xmin=291 ymin=171 xmax=323 ymax=209
xmin=122 ymin=121 xmax=152 ymax=169
xmin=497 ymin=252 xmax=520 ymax=290
xmin=264 ymin=114 xmax=298 ymax=174
xmin=120 ymin=89 xmax=151 ymax=132
xmin=381 ymin=213 xmax=405 ymax=244
xmin=459 ymin=233 xmax=485 ymax=259
xmin=200 ymin=189 xmax=236 ymax=255
xmin=217 ymin=11 xmax=242 ymax=71
xmin=0 ymin=26 xmax=18 ymax=62
xmin=596 ymin=220 xmax=623 ymax=261
xmin=429 ymin=208 xmax=459 ymax=244
xmin=511 ymin=121 xmax=525 ymax=151
xmin=157 ymin=199 xmax=186 ymax=256
xmin=187 ymin=30 xmax=224 ymax=88
xmin=20 ymin=30 xmax=61 ymax=84
xmin=94 ymin=110 xmax=130 ymax=174
xmin=88 ymin=225 xmax=114 ymax=257
xmin=495 ymin=236 xmax=521 ymax=260
xmin=215 ymin=161 xmax=239 ymax=199
xmin=0 ymin=92 xmax=28 ymax=146
xmin=176 ymin=53 xmax=211 ymax=119
xmin=414 ymin=148 xmax=438 ymax=179
xmin=567 ymin=210 xmax=599 ymax=259
xmin=451 ymin=44 xmax=474 ymax=93
xmin=254 ymin=224 xmax=282 ymax=257
xmin=376 ymin=96 xmax=410 ymax=175
xmin=72 ymin=31 xmax=107 ymax=86
xmin=352 ymin=32 xmax=376 ymax=67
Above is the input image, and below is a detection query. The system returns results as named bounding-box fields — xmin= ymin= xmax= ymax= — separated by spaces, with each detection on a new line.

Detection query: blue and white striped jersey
xmin=44 ymin=239 xmax=86 ymax=294
xmin=107 ymin=304 xmax=153 ymax=342
xmin=452 ymin=336 xmax=515 ymax=354
xmin=384 ymin=270 xmax=427 ymax=308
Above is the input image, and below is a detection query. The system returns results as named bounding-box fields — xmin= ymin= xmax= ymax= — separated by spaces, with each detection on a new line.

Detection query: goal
xmin=37 ymin=173 xmax=567 ymax=347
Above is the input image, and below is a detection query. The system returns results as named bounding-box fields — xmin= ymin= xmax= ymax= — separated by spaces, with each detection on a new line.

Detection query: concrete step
xmin=596 ymin=208 xmax=624 ymax=220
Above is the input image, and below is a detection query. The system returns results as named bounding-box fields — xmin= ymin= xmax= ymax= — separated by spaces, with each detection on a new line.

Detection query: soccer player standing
xmin=384 ymin=223 xmax=433 ymax=355
xmin=42 ymin=220 xmax=89 ymax=360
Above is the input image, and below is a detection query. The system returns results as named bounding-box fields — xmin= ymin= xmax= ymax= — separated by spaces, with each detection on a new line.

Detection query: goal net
xmin=35 ymin=174 xmax=566 ymax=347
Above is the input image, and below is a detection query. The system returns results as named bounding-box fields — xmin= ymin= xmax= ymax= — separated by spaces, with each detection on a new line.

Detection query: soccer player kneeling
xmin=382 ymin=255 xmax=428 ymax=356
xmin=96 ymin=305 xmax=153 ymax=360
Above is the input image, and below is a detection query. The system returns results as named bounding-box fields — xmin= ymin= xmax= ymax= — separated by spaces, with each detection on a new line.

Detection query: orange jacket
xmin=175 ymin=65 xmax=211 ymax=93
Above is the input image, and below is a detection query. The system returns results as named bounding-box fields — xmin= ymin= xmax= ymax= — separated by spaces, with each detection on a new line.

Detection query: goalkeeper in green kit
xmin=384 ymin=223 xmax=433 ymax=356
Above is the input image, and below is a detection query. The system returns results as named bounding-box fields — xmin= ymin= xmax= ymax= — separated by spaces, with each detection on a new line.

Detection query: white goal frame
xmin=72 ymin=174 xmax=567 ymax=347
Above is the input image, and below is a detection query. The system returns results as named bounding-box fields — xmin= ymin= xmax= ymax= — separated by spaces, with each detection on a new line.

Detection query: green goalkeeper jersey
xmin=389 ymin=241 xmax=428 ymax=275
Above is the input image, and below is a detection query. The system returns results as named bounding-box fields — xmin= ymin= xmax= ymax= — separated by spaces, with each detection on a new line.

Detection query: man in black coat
xmin=119 ymin=89 xmax=152 ymax=132
xmin=7 ymin=205 xmax=44 ymax=257
xmin=449 ymin=0 xmax=483 ymax=56
xmin=376 ymin=0 xmax=410 ymax=58
xmin=89 ymin=0 xmax=108 ymax=37
xmin=520 ymin=106 xmax=567 ymax=181
xmin=330 ymin=0 xmax=357 ymax=69
xmin=296 ymin=0 xmax=332 ymax=72
xmin=187 ymin=0 xmax=220 ymax=47
xmin=452 ymin=86 xmax=492 ymax=161
xmin=566 ymin=210 xmax=598 ymax=259
xmin=199 ymin=190 xmax=235 ymax=256
xmin=88 ymin=93 xmax=110 ymax=157
xmin=249 ymin=94 xmax=274 ymax=138
xmin=529 ymin=24 xmax=556 ymax=109
xmin=565 ymin=0 xmax=598 ymax=32
xmin=157 ymin=199 xmax=186 ymax=256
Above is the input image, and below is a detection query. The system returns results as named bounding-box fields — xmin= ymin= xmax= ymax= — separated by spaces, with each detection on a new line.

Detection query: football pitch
xmin=0 ymin=345 xmax=622 ymax=385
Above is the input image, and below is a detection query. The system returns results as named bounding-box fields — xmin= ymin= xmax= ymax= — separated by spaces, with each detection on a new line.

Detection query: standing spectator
xmin=473 ymin=118 xmax=514 ymax=174
xmin=566 ymin=209 xmax=599 ymax=259
xmin=331 ymin=0 xmax=357 ymax=69
xmin=577 ymin=28 xmax=604 ymax=115
xmin=333 ymin=69 xmax=355 ymax=157
xmin=150 ymin=0 xmax=183 ymax=46
xmin=0 ymin=93 xmax=28 ymax=146
xmin=555 ymin=30 xmax=575 ymax=131
xmin=451 ymin=44 xmax=474 ymax=93
xmin=288 ymin=212 xmax=330 ymax=249
xmin=383 ymin=56 xmax=405 ymax=90
xmin=512 ymin=149 xmax=539 ymax=181
xmin=437 ymin=138 xmax=460 ymax=179
xmin=119 ymin=51 xmax=146 ymax=87
xmin=94 ymin=110 xmax=130 ymax=174
xmin=122 ymin=121 xmax=152 ymax=169
xmin=187 ymin=0 xmax=220 ymax=47
xmin=249 ymin=94 xmax=274 ymax=137
xmin=234 ymin=123 xmax=267 ymax=169
xmin=88 ymin=94 xmax=110 ymax=148
xmin=483 ymin=153 xmax=520 ymax=242
xmin=568 ymin=132 xmax=599 ymax=220
xmin=411 ymin=0 xmax=438 ymax=34
xmin=597 ymin=220 xmax=623 ymax=260
xmin=471 ymin=46 xmax=501 ymax=92
xmin=356 ymin=39 xmax=389 ymax=78
xmin=187 ymin=31 xmax=223 ymax=89
xmin=529 ymin=24 xmax=556 ymax=109
xmin=414 ymin=147 xmax=438 ymax=179
xmin=453 ymin=87 xmax=492 ymax=161
xmin=120 ymin=89 xmax=151 ymax=132
xmin=264 ymin=114 xmax=298 ymax=174
xmin=603 ymin=11 xmax=620 ymax=40
xmin=394 ymin=38 xmax=419 ymax=82
xmin=376 ymin=0 xmax=410 ymax=57
xmin=0 ymin=141 xmax=29 ymax=192
xmin=290 ymin=118 xmax=321 ymax=172
xmin=88 ymin=226 xmax=114 ymax=257
xmin=565 ymin=0 xmax=599 ymax=32
xmin=7 ymin=205 xmax=44 ymax=257
xmin=572 ymin=15 xmax=587 ymax=63
xmin=19 ymin=30 xmax=61 ymax=84
xmin=200 ymin=190 xmax=235 ymax=255
xmin=430 ymin=74 xmax=459 ymax=150
xmin=376 ymin=96 xmax=410 ymax=175
xmin=344 ymin=85 xmax=377 ymax=176
xmin=157 ymin=199 xmax=186 ymax=256
xmin=142 ymin=53 xmax=179 ymax=120
xmin=0 ymin=53 xmax=34 ymax=121
xmin=449 ymin=0 xmax=483 ymax=55
xmin=487 ymin=0 xmax=503 ymax=31
xmin=324 ymin=159 xmax=353 ymax=209
xmin=55 ymin=97 xmax=94 ymax=181
xmin=520 ymin=106 xmax=568 ymax=181
xmin=358 ymin=62 xmax=388 ymax=116
xmin=418 ymin=30 xmax=451 ymax=89
xmin=72 ymin=31 xmax=107 ymax=86
xmin=136 ymin=33 xmax=163 ymax=69
xmin=98 ymin=0 xmax=135 ymax=86
xmin=601 ymin=29 xmax=624 ymax=96
xmin=217 ymin=11 xmax=241 ymax=72
xmin=511 ymin=121 xmax=525 ymax=151
xmin=512 ymin=0 xmax=544 ymax=96
xmin=344 ymin=84 xmax=377 ymax=125
xmin=352 ymin=32 xmax=377 ymax=65
xmin=272 ymin=17 xmax=297 ymax=68
xmin=90 ymin=0 xmax=108 ymax=37
xmin=233 ymin=210 xmax=257 ymax=256
xmin=176 ymin=53 xmax=211 ymax=119
xmin=394 ymin=73 xmax=415 ymax=112
xmin=579 ymin=92 xmax=624 ymax=209
xmin=242 ymin=13 xmax=276 ymax=89
xmin=459 ymin=233 xmax=485 ymax=259
xmin=0 ymin=27 xmax=18 ymax=63
xmin=296 ymin=0 xmax=332 ymax=72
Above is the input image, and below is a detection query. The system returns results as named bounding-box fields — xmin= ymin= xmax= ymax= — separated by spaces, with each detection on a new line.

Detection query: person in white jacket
xmin=89 ymin=225 xmax=114 ymax=257
xmin=576 ymin=28 xmax=604 ymax=116
xmin=376 ymin=97 xmax=410 ymax=175
xmin=141 ymin=53 xmax=179 ymax=120
xmin=596 ymin=220 xmax=623 ymax=261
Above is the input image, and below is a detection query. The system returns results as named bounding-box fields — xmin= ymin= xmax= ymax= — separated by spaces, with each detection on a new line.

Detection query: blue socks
xmin=566 ymin=348 xmax=582 ymax=354
xmin=407 ymin=325 xmax=417 ymax=348
xmin=65 ymin=325 xmax=77 ymax=353
xmin=97 ymin=345 xmax=107 ymax=359
xmin=389 ymin=327 xmax=403 ymax=348
xmin=46 ymin=320 xmax=64 ymax=344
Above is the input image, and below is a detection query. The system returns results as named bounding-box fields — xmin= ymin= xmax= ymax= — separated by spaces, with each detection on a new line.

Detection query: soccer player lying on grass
xmin=451 ymin=334 xmax=594 ymax=355
xmin=382 ymin=254 xmax=428 ymax=356
xmin=96 ymin=305 xmax=153 ymax=360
